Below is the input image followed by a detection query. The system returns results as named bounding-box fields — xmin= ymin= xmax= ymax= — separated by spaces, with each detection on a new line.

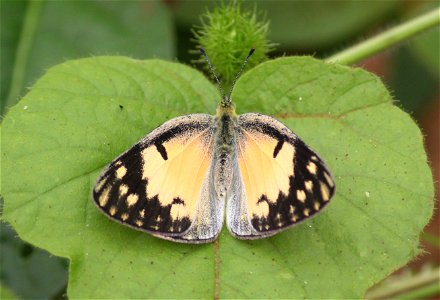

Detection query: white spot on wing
xmin=257 ymin=201 xmax=269 ymax=218
xmin=170 ymin=203 xmax=186 ymax=220
xmin=99 ymin=186 xmax=111 ymax=207
xmin=314 ymin=202 xmax=320 ymax=210
xmin=324 ymin=172 xmax=334 ymax=187
xmin=119 ymin=184 xmax=129 ymax=196
xmin=109 ymin=206 xmax=117 ymax=216
xmin=296 ymin=189 xmax=306 ymax=202
xmin=116 ymin=166 xmax=127 ymax=179
xmin=126 ymin=194 xmax=139 ymax=207
xmin=95 ymin=176 xmax=108 ymax=192
xmin=307 ymin=162 xmax=317 ymax=174
xmin=320 ymin=183 xmax=330 ymax=201
xmin=305 ymin=180 xmax=313 ymax=191
xmin=289 ymin=205 xmax=295 ymax=213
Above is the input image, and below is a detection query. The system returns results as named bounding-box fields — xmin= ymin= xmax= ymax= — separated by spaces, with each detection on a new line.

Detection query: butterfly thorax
xmin=213 ymin=102 xmax=237 ymax=200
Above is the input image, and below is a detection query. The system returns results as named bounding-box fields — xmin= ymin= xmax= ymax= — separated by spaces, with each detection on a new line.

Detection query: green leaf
xmin=1 ymin=56 xmax=433 ymax=298
xmin=1 ymin=1 xmax=174 ymax=115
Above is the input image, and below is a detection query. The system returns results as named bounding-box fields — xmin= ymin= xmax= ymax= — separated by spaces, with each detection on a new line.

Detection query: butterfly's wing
xmin=93 ymin=114 xmax=224 ymax=243
xmin=227 ymin=113 xmax=335 ymax=239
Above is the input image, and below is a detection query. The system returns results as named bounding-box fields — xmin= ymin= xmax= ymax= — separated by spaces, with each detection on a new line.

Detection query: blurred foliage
xmin=407 ymin=1 xmax=439 ymax=78
xmin=0 ymin=283 xmax=19 ymax=300
xmin=366 ymin=264 xmax=440 ymax=299
xmin=175 ymin=0 xmax=398 ymax=50
xmin=0 ymin=224 xmax=68 ymax=299
xmin=390 ymin=1 xmax=439 ymax=115
xmin=1 ymin=0 xmax=438 ymax=298
xmin=1 ymin=0 xmax=174 ymax=115
xmin=1 ymin=0 xmax=27 ymax=118
xmin=391 ymin=46 xmax=439 ymax=115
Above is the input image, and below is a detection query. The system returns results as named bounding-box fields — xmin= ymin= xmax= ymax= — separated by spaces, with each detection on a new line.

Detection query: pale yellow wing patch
xmin=232 ymin=113 xmax=335 ymax=237
xmin=237 ymin=130 xmax=295 ymax=219
xmin=92 ymin=114 xmax=217 ymax=239
xmin=141 ymin=130 xmax=213 ymax=221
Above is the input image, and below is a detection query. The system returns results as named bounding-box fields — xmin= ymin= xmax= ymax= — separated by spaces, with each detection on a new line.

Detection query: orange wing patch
xmin=237 ymin=129 xmax=295 ymax=218
xmin=236 ymin=113 xmax=335 ymax=235
xmin=93 ymin=114 xmax=215 ymax=236
xmin=141 ymin=129 xmax=212 ymax=222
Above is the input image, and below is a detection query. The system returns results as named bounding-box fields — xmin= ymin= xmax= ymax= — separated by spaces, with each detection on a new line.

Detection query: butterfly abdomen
xmin=213 ymin=151 xmax=233 ymax=199
xmin=213 ymin=112 xmax=237 ymax=200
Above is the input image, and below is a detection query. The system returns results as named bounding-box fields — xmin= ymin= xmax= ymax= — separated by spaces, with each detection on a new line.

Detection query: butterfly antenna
xmin=227 ymin=48 xmax=255 ymax=102
xmin=199 ymin=47 xmax=225 ymax=100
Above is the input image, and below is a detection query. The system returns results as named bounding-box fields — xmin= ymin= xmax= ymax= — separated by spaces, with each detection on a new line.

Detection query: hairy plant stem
xmin=325 ymin=8 xmax=440 ymax=65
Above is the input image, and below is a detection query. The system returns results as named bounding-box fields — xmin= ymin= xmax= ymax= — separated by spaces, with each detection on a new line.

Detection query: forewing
xmin=93 ymin=114 xmax=221 ymax=243
xmin=229 ymin=113 xmax=335 ymax=238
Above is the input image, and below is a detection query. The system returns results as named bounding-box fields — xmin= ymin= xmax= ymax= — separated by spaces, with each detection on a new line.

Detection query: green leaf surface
xmin=1 ymin=1 xmax=174 ymax=115
xmin=1 ymin=56 xmax=434 ymax=298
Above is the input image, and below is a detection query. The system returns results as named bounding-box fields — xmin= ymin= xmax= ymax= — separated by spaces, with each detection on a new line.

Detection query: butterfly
xmin=93 ymin=49 xmax=335 ymax=243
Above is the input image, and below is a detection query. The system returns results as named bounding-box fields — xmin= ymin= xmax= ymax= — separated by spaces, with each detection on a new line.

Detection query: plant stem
xmin=366 ymin=266 xmax=440 ymax=299
xmin=397 ymin=281 xmax=440 ymax=299
xmin=5 ymin=1 xmax=43 ymax=113
xmin=325 ymin=8 xmax=440 ymax=65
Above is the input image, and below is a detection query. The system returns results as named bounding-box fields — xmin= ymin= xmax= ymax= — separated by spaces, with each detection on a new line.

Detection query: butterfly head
xmin=199 ymin=47 xmax=255 ymax=113
xmin=216 ymin=100 xmax=236 ymax=118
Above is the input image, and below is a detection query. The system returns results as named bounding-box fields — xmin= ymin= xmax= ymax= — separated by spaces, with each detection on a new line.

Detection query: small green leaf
xmin=1 ymin=56 xmax=433 ymax=298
